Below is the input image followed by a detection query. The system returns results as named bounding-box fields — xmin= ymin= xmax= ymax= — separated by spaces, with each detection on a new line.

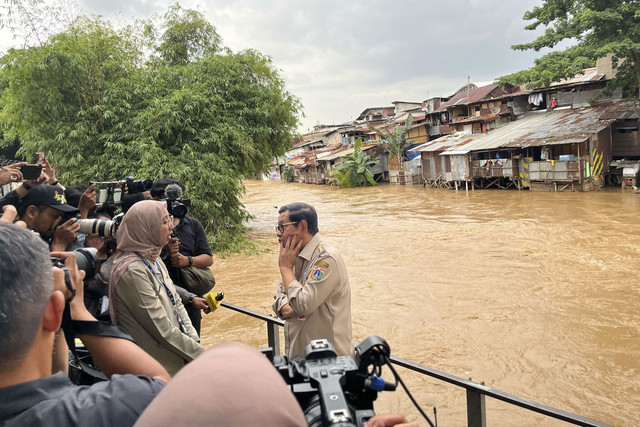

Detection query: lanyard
xmin=135 ymin=252 xmax=188 ymax=334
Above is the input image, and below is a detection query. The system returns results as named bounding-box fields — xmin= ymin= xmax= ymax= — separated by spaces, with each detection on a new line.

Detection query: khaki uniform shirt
xmin=272 ymin=234 xmax=354 ymax=359
xmin=114 ymin=259 xmax=203 ymax=376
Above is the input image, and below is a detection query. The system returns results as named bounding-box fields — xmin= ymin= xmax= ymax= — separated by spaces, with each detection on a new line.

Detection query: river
xmin=200 ymin=180 xmax=640 ymax=426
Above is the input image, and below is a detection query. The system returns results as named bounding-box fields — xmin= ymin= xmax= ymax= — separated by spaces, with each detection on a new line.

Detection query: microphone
xmin=165 ymin=183 xmax=183 ymax=200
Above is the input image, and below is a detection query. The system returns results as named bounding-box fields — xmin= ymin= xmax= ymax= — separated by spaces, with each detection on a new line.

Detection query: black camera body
xmin=51 ymin=247 xmax=103 ymax=286
xmin=166 ymin=197 xmax=190 ymax=219
xmin=20 ymin=164 xmax=43 ymax=180
xmin=268 ymin=336 xmax=392 ymax=427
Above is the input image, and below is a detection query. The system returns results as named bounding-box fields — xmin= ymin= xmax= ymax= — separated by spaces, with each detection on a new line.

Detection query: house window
xmin=475 ymin=106 xmax=480 ymax=112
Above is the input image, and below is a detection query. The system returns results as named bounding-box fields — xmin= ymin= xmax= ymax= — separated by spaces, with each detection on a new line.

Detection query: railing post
xmin=267 ymin=321 xmax=280 ymax=356
xmin=466 ymin=388 xmax=486 ymax=427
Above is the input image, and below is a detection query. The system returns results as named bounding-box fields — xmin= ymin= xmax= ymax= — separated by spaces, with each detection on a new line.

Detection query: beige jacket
xmin=114 ymin=259 xmax=203 ymax=376
xmin=273 ymin=234 xmax=354 ymax=359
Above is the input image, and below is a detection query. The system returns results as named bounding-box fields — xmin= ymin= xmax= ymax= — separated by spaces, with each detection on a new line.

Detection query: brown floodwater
xmin=200 ymin=179 xmax=640 ymax=426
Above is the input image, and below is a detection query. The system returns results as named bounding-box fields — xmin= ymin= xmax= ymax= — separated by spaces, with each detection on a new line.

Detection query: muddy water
xmin=200 ymin=180 xmax=640 ymax=426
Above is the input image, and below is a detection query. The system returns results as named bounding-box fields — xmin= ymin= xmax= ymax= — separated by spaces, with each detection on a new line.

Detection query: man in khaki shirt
xmin=272 ymin=202 xmax=353 ymax=359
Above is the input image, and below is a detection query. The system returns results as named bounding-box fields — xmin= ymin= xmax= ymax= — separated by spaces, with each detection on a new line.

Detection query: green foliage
xmin=157 ymin=3 xmax=222 ymax=65
xmin=369 ymin=114 xmax=414 ymax=172
xmin=281 ymin=165 xmax=295 ymax=182
xmin=497 ymin=0 xmax=640 ymax=106
xmin=328 ymin=138 xmax=378 ymax=187
xmin=0 ymin=5 xmax=301 ymax=251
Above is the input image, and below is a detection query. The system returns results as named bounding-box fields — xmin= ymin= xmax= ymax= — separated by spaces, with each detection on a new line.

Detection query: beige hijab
xmin=109 ymin=200 xmax=168 ymax=322
xmin=135 ymin=342 xmax=306 ymax=426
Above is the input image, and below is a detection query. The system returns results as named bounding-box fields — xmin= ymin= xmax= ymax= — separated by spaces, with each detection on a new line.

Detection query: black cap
xmin=20 ymin=185 xmax=80 ymax=213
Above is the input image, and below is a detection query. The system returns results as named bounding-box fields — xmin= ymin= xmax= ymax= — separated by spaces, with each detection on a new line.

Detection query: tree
xmin=369 ymin=114 xmax=415 ymax=174
xmin=328 ymin=138 xmax=378 ymax=187
xmin=0 ymin=6 xmax=301 ymax=251
xmin=498 ymin=1 xmax=640 ymax=112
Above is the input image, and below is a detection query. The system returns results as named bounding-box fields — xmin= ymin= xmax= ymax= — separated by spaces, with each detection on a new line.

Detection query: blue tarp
xmin=405 ymin=142 xmax=424 ymax=160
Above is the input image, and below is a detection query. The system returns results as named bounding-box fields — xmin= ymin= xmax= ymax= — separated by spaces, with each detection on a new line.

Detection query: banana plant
xmin=328 ymin=138 xmax=378 ymax=187
xmin=369 ymin=114 xmax=415 ymax=173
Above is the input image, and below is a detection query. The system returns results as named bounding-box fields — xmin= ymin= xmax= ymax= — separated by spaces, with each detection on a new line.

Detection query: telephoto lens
xmin=77 ymin=218 xmax=116 ymax=238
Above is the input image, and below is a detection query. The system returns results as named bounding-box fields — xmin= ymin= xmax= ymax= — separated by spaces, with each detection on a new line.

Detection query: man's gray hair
xmin=0 ymin=223 xmax=53 ymax=369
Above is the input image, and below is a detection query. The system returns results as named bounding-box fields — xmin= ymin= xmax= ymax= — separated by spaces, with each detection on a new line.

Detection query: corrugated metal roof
xmin=324 ymin=147 xmax=355 ymax=160
xmin=437 ymin=101 xmax=634 ymax=156
xmin=415 ymin=134 xmax=484 ymax=153
xmin=550 ymin=67 xmax=604 ymax=87
xmin=435 ymin=84 xmax=502 ymax=112
xmin=449 ymin=114 xmax=501 ymax=125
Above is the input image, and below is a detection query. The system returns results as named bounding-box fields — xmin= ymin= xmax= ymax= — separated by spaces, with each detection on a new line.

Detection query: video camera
xmin=267 ymin=336 xmax=396 ymax=427
xmin=164 ymin=183 xmax=190 ymax=219
xmin=90 ymin=176 xmax=153 ymax=206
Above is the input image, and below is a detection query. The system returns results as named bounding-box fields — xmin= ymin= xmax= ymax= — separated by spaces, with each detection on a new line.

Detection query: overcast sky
xmin=1 ymin=0 xmax=547 ymax=133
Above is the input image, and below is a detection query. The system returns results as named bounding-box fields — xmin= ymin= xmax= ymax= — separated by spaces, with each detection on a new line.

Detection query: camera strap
xmin=61 ymin=304 xmax=135 ymax=382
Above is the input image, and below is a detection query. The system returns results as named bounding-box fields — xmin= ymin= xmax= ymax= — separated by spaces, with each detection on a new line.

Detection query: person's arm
xmin=14 ymin=170 xmax=49 ymax=199
xmin=116 ymin=263 xmax=203 ymax=360
xmin=42 ymin=158 xmax=65 ymax=190
xmin=171 ymin=219 xmax=214 ymax=268
xmin=171 ymin=252 xmax=213 ymax=268
xmin=272 ymin=281 xmax=298 ymax=319
xmin=175 ymin=284 xmax=208 ymax=313
xmin=77 ymin=183 xmax=96 ymax=219
xmin=51 ymin=251 xmax=171 ymax=383
xmin=0 ymin=204 xmax=18 ymax=223
xmin=363 ymin=414 xmax=418 ymax=427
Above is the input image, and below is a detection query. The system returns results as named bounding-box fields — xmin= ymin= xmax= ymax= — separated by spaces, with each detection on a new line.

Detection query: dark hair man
xmin=272 ymin=202 xmax=354 ymax=359
xmin=0 ymin=223 xmax=170 ymax=426
xmin=18 ymin=185 xmax=80 ymax=251
xmin=154 ymin=179 xmax=213 ymax=335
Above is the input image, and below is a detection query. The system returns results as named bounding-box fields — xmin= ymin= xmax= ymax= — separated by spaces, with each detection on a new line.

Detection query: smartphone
xmin=35 ymin=152 xmax=45 ymax=165
xmin=20 ymin=164 xmax=43 ymax=180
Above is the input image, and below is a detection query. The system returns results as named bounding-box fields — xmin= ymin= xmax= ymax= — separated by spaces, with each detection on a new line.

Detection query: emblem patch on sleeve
xmin=309 ymin=266 xmax=326 ymax=281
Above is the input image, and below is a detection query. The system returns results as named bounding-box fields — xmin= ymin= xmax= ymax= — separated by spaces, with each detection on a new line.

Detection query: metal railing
xmin=221 ymin=302 xmax=611 ymax=427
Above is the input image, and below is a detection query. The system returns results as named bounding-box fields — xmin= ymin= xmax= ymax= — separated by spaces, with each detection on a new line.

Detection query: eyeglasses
xmin=275 ymin=221 xmax=298 ymax=233
xmin=162 ymin=215 xmax=174 ymax=225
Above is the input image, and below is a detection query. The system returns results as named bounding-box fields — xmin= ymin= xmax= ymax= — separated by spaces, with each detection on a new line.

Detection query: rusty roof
xmin=437 ymin=101 xmax=635 ymax=155
xmin=435 ymin=84 xmax=503 ymax=112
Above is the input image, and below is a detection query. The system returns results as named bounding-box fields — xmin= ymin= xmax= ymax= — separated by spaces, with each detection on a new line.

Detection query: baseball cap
xmin=20 ymin=185 xmax=79 ymax=213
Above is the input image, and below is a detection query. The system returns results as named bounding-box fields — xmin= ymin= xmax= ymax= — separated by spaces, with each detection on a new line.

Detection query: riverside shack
xmin=428 ymin=100 xmax=632 ymax=191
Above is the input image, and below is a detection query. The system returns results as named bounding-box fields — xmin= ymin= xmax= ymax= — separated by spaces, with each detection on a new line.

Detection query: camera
xmin=51 ymin=247 xmax=103 ymax=286
xmin=77 ymin=213 xmax=123 ymax=238
xmin=91 ymin=176 xmax=153 ymax=206
xmin=267 ymin=336 xmax=395 ymax=427
xmin=20 ymin=164 xmax=43 ymax=180
xmin=166 ymin=198 xmax=190 ymax=219
xmin=164 ymin=183 xmax=190 ymax=219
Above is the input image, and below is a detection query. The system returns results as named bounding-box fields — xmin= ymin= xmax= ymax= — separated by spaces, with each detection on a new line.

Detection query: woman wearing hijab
xmin=109 ymin=200 xmax=203 ymax=376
